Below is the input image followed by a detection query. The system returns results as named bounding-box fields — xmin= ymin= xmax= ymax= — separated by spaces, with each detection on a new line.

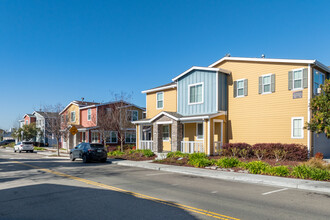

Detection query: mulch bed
xmin=108 ymin=155 xmax=157 ymax=161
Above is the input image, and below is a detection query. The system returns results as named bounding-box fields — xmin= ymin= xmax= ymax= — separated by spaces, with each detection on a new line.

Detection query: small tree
xmin=109 ymin=93 xmax=133 ymax=152
xmin=11 ymin=123 xmax=41 ymax=142
xmin=306 ymin=79 xmax=330 ymax=138
xmin=42 ymin=104 xmax=68 ymax=156
xmin=96 ymin=108 xmax=113 ymax=148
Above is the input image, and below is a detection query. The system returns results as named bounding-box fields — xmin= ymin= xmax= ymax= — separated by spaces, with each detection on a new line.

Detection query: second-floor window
xmin=189 ymin=83 xmax=203 ymax=104
xmin=234 ymin=79 xmax=248 ymax=98
xmin=127 ymin=110 xmax=138 ymax=121
xmin=262 ymin=75 xmax=271 ymax=93
xmin=87 ymin=109 xmax=91 ymax=121
xmin=314 ymin=70 xmax=325 ymax=95
xmin=293 ymin=69 xmax=303 ymax=89
xmin=71 ymin=111 xmax=76 ymax=122
xmin=156 ymin=92 xmax=164 ymax=109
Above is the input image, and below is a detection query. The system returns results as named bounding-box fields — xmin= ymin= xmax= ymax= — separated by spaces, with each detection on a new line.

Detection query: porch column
xmin=171 ymin=121 xmax=183 ymax=152
xmin=153 ymin=123 xmax=163 ymax=153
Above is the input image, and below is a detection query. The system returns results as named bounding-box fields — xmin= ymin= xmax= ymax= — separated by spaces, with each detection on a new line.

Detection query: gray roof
xmin=34 ymin=111 xmax=59 ymax=118
xmin=146 ymin=82 xmax=176 ymax=91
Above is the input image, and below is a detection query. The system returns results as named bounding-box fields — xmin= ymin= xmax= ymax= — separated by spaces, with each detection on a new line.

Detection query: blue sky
xmin=1 ymin=0 xmax=329 ymax=129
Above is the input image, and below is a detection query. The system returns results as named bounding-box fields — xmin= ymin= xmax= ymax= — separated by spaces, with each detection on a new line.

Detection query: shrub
xmin=108 ymin=150 xmax=125 ymax=157
xmin=303 ymin=158 xmax=330 ymax=171
xmin=273 ymin=149 xmax=287 ymax=162
xmin=254 ymin=149 xmax=267 ymax=160
xmin=188 ymin=158 xmax=212 ymax=168
xmin=251 ymin=143 xmax=308 ymax=161
xmin=167 ymin=151 xmax=189 ymax=158
xmin=140 ymin=149 xmax=154 ymax=157
xmin=245 ymin=161 xmax=270 ymax=174
xmin=291 ymin=165 xmax=330 ymax=181
xmin=222 ymin=143 xmax=253 ymax=158
xmin=239 ymin=149 xmax=248 ymax=159
xmin=315 ymin=152 xmax=324 ymax=160
xmin=188 ymin=152 xmax=207 ymax=160
xmin=215 ymin=157 xmax=240 ymax=168
xmin=265 ymin=166 xmax=290 ymax=177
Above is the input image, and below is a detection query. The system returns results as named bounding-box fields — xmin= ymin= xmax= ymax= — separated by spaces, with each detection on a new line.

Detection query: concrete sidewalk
xmin=111 ymin=159 xmax=330 ymax=194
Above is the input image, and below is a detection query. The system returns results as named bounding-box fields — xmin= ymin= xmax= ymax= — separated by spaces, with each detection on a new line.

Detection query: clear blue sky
xmin=1 ymin=0 xmax=329 ymax=129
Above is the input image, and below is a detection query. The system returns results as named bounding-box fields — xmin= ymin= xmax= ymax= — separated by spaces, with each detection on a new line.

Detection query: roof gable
xmin=172 ymin=66 xmax=231 ymax=82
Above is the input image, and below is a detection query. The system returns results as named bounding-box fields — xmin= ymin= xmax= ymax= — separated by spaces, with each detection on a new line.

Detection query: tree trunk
xmin=57 ymin=138 xmax=60 ymax=156
xmin=120 ymin=137 xmax=124 ymax=152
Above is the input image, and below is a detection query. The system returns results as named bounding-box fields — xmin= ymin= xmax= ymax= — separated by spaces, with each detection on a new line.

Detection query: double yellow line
xmin=13 ymin=161 xmax=240 ymax=220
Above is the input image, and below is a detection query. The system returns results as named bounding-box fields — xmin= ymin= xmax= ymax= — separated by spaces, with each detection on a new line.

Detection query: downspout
xmin=307 ymin=64 xmax=312 ymax=157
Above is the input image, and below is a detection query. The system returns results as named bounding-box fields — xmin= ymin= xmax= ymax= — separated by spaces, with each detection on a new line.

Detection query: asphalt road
xmin=0 ymin=148 xmax=329 ymax=220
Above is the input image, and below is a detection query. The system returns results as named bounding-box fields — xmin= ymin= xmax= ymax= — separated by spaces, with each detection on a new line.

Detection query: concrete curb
xmin=111 ymin=160 xmax=330 ymax=194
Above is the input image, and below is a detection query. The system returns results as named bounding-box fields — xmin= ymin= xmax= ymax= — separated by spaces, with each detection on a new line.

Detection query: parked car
xmin=14 ymin=141 xmax=34 ymax=153
xmin=70 ymin=143 xmax=107 ymax=163
xmin=0 ymin=139 xmax=15 ymax=146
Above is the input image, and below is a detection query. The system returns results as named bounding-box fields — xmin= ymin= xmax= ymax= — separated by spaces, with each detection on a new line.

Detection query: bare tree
xmin=109 ymin=93 xmax=134 ymax=152
xmin=95 ymin=107 xmax=113 ymax=148
xmin=42 ymin=104 xmax=68 ymax=156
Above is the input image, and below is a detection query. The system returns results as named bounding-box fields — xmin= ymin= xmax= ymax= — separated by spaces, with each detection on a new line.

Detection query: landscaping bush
xmin=188 ymin=152 xmax=207 ymax=160
xmin=188 ymin=158 xmax=212 ymax=168
xmin=244 ymin=161 xmax=270 ymax=174
xmin=139 ymin=149 xmax=154 ymax=157
xmin=215 ymin=157 xmax=240 ymax=168
xmin=291 ymin=165 xmax=330 ymax=181
xmin=251 ymin=143 xmax=308 ymax=161
xmin=167 ymin=151 xmax=189 ymax=158
xmin=222 ymin=143 xmax=253 ymax=158
xmin=108 ymin=150 xmax=125 ymax=157
xmin=264 ymin=166 xmax=290 ymax=177
xmin=4 ymin=142 xmax=15 ymax=148
xmin=303 ymin=157 xmax=330 ymax=171
xmin=314 ymin=152 xmax=324 ymax=160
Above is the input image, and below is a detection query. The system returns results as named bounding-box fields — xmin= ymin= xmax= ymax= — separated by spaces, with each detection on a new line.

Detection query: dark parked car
xmin=0 ymin=139 xmax=15 ymax=146
xmin=70 ymin=143 xmax=107 ymax=163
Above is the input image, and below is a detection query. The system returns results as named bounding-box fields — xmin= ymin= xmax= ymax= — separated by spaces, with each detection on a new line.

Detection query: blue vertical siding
xmin=177 ymin=70 xmax=217 ymax=116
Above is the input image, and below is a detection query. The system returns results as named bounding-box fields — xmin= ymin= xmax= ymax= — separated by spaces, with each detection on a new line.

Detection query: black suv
xmin=70 ymin=143 xmax=107 ymax=163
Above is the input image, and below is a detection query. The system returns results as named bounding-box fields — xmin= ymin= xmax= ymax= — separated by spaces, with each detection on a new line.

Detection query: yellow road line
xmin=13 ymin=161 xmax=240 ymax=220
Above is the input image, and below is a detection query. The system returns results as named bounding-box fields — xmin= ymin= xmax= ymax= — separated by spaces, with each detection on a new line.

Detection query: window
xmin=125 ymin=132 xmax=136 ymax=143
xmin=127 ymin=110 xmax=138 ymax=121
xmin=291 ymin=117 xmax=304 ymax=139
xmin=237 ymin=80 xmax=244 ymax=97
xmin=109 ymin=131 xmax=118 ymax=143
xmin=71 ymin=111 xmax=76 ymax=122
xmin=91 ymin=132 xmax=98 ymax=143
xmin=196 ymin=123 xmax=204 ymax=140
xmin=313 ymin=70 xmax=325 ymax=95
xmin=156 ymin=92 xmax=164 ymax=109
xmin=162 ymin=125 xmax=170 ymax=141
xmin=262 ymin=75 xmax=271 ymax=93
xmin=87 ymin=109 xmax=91 ymax=121
xmin=189 ymin=83 xmax=203 ymax=104
xmin=293 ymin=69 xmax=303 ymax=89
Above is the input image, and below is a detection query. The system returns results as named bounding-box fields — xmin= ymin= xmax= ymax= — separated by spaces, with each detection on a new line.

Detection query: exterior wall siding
xmin=80 ymin=107 xmax=97 ymax=127
xmin=214 ymin=61 xmax=309 ymax=145
xmin=218 ymin=73 xmax=228 ymax=111
xmin=177 ymin=70 xmax=217 ymax=116
xmin=146 ymin=88 xmax=177 ymax=119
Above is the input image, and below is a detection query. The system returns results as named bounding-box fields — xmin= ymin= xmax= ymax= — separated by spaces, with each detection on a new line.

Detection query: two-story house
xmin=32 ymin=111 xmax=58 ymax=146
xmin=134 ymin=56 xmax=330 ymax=157
xmin=60 ymin=100 xmax=145 ymax=149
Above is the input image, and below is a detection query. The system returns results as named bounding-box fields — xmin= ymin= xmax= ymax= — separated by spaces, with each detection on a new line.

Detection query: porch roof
xmin=132 ymin=111 xmax=226 ymax=124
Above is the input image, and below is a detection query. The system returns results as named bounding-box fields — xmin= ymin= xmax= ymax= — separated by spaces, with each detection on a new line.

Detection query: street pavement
xmin=0 ymin=148 xmax=329 ymax=220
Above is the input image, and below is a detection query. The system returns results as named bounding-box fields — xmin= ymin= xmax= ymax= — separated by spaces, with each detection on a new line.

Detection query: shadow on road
xmin=0 ymin=183 xmax=197 ymax=220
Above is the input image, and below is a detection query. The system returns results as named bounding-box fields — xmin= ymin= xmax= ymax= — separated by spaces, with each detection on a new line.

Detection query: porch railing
xmin=140 ymin=140 xmax=153 ymax=150
xmin=213 ymin=141 xmax=223 ymax=155
xmin=181 ymin=141 xmax=204 ymax=154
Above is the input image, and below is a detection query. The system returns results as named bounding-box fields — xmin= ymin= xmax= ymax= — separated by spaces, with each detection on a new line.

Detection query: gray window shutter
xmin=288 ymin=71 xmax=293 ymax=90
xmin=258 ymin=76 xmax=262 ymax=94
xmin=271 ymin=74 xmax=275 ymax=93
xmin=233 ymin=81 xmax=237 ymax=98
xmin=244 ymin=79 xmax=248 ymax=96
xmin=303 ymin=68 xmax=308 ymax=88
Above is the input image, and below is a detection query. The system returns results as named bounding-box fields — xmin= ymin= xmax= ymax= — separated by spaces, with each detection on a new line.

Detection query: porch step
xmin=155 ymin=152 xmax=168 ymax=160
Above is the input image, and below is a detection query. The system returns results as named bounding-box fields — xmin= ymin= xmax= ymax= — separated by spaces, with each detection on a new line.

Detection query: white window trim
xmin=261 ymin=74 xmax=272 ymax=95
xmin=91 ymin=131 xmax=99 ymax=143
xmin=196 ymin=122 xmax=204 ymax=140
xmin=188 ymin=82 xmax=204 ymax=105
xmin=125 ymin=131 xmax=136 ymax=143
xmin=236 ymin=79 xmax=245 ymax=98
xmin=108 ymin=131 xmax=118 ymax=143
xmin=70 ymin=111 xmax=76 ymax=122
xmin=292 ymin=68 xmax=304 ymax=91
xmin=162 ymin=125 xmax=170 ymax=142
xmin=291 ymin=117 xmax=304 ymax=139
xmin=156 ymin=92 xmax=164 ymax=109
xmin=87 ymin=109 xmax=91 ymax=121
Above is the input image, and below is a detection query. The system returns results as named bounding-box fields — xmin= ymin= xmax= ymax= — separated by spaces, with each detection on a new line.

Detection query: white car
xmin=14 ymin=142 xmax=34 ymax=153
